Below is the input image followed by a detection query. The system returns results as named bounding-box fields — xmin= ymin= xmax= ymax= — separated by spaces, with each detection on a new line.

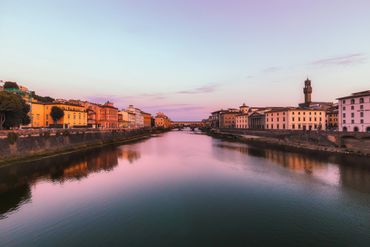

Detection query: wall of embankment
xmin=209 ymin=128 xmax=370 ymax=156
xmin=0 ymin=129 xmax=159 ymax=164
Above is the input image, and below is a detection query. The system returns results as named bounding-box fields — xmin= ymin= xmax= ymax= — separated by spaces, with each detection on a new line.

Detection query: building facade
xmin=338 ymin=91 xmax=370 ymax=132
xmin=118 ymin=110 xmax=130 ymax=128
xmin=326 ymin=105 xmax=338 ymax=130
xmin=98 ymin=102 xmax=118 ymax=129
xmin=31 ymin=102 xmax=88 ymax=128
xmin=235 ymin=114 xmax=249 ymax=129
xmin=141 ymin=112 xmax=152 ymax=128
xmin=265 ymin=108 xmax=326 ymax=131
xmin=219 ymin=109 xmax=239 ymax=128
xmin=155 ymin=112 xmax=171 ymax=128
xmin=248 ymin=112 xmax=266 ymax=129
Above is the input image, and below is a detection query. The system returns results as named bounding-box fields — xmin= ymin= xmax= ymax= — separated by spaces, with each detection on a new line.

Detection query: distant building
xmin=235 ymin=113 xmax=249 ymax=129
xmin=31 ymin=102 xmax=87 ymax=128
xmin=326 ymin=104 xmax=339 ymax=130
xmin=99 ymin=102 xmax=119 ymax=129
xmin=299 ymin=78 xmax=333 ymax=110
xmin=211 ymin=110 xmax=224 ymax=128
xmin=141 ymin=111 xmax=152 ymax=128
xmin=248 ymin=112 xmax=266 ymax=129
xmin=155 ymin=112 xmax=171 ymax=128
xmin=118 ymin=110 xmax=130 ymax=128
xmin=219 ymin=109 xmax=239 ymax=128
xmin=265 ymin=107 xmax=326 ymax=131
xmin=78 ymin=101 xmax=118 ymax=129
xmin=337 ymin=90 xmax=370 ymax=132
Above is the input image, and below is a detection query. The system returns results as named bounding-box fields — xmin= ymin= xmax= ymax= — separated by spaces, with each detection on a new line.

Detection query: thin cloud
xmin=311 ymin=53 xmax=367 ymax=66
xmin=177 ymin=83 xmax=220 ymax=94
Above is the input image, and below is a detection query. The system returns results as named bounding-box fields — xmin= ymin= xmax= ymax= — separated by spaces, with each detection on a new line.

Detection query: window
xmin=351 ymin=113 xmax=354 ymax=118
xmin=351 ymin=119 xmax=354 ymax=124
xmin=351 ymin=99 xmax=355 ymax=104
xmin=360 ymin=98 xmax=364 ymax=103
xmin=343 ymin=107 xmax=346 ymax=111
xmin=361 ymin=119 xmax=364 ymax=124
xmin=343 ymin=120 xmax=346 ymax=124
xmin=360 ymin=105 xmax=364 ymax=110
xmin=343 ymin=100 xmax=346 ymax=104
xmin=343 ymin=113 xmax=346 ymax=118
xmin=351 ymin=106 xmax=354 ymax=110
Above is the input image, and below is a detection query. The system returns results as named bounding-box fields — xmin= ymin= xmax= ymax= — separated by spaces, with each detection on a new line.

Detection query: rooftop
xmin=337 ymin=90 xmax=370 ymax=100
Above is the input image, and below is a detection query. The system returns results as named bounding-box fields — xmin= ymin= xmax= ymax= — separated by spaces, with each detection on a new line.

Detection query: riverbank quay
xmin=0 ymin=128 xmax=172 ymax=165
xmin=203 ymin=128 xmax=370 ymax=157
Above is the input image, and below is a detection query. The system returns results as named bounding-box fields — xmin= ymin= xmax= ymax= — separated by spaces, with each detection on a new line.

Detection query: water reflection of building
xmin=0 ymin=185 xmax=31 ymax=219
xmin=213 ymin=140 xmax=370 ymax=193
xmin=0 ymin=145 xmax=142 ymax=217
xmin=118 ymin=148 xmax=141 ymax=164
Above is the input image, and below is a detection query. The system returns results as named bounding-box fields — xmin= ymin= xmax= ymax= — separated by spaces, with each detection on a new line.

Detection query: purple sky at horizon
xmin=1 ymin=0 xmax=370 ymax=120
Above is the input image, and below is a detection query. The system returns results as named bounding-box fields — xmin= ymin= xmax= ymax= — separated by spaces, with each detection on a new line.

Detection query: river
xmin=1 ymin=130 xmax=370 ymax=246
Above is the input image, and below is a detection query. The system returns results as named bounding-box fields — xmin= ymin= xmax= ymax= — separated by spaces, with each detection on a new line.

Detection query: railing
xmin=0 ymin=127 xmax=152 ymax=139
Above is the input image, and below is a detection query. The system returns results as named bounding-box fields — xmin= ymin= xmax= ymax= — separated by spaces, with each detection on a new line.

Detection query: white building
xmin=338 ymin=90 xmax=370 ymax=132
xmin=127 ymin=105 xmax=144 ymax=129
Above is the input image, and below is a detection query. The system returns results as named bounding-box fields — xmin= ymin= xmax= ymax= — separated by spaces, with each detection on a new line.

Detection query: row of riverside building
xmin=206 ymin=78 xmax=370 ymax=133
xmin=0 ymin=80 xmax=172 ymax=129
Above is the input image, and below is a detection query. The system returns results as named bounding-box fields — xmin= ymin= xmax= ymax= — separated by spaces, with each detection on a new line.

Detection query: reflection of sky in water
xmin=1 ymin=131 xmax=370 ymax=246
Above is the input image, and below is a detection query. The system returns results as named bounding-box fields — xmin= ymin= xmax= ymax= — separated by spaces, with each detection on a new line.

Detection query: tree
xmin=50 ymin=106 xmax=64 ymax=123
xmin=31 ymin=92 xmax=54 ymax=103
xmin=0 ymin=91 xmax=30 ymax=129
xmin=3 ymin=81 xmax=19 ymax=89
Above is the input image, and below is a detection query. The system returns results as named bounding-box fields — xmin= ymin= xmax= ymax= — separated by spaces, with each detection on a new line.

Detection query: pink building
xmin=338 ymin=91 xmax=370 ymax=132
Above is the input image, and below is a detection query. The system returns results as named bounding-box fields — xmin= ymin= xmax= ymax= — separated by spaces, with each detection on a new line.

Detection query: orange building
xmin=141 ymin=111 xmax=152 ymax=128
xmin=155 ymin=112 xmax=171 ymax=128
xmin=31 ymin=102 xmax=87 ymax=128
xmin=78 ymin=101 xmax=118 ymax=129
xmin=98 ymin=102 xmax=119 ymax=129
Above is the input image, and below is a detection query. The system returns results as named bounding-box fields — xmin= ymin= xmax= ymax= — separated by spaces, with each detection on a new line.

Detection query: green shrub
xmin=7 ymin=132 xmax=19 ymax=144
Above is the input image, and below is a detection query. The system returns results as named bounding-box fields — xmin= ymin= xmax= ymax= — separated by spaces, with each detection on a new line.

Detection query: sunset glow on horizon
xmin=1 ymin=0 xmax=370 ymax=120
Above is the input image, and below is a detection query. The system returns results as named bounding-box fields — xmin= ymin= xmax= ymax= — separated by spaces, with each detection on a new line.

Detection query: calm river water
xmin=1 ymin=130 xmax=370 ymax=246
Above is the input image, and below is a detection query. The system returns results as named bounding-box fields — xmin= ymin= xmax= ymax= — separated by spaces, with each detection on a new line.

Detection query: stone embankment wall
xmin=0 ymin=129 xmax=153 ymax=163
xmin=212 ymin=128 xmax=370 ymax=156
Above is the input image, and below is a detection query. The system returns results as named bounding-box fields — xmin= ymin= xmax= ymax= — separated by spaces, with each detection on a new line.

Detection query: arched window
xmin=366 ymin=127 xmax=370 ymax=133
xmin=353 ymin=127 xmax=359 ymax=132
xmin=343 ymin=127 xmax=348 ymax=132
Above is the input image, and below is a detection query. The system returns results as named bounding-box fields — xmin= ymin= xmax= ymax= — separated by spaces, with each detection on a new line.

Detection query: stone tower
xmin=303 ymin=78 xmax=312 ymax=105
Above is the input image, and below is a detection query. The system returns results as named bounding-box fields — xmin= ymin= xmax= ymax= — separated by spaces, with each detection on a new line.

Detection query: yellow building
xmin=265 ymin=108 xmax=326 ymax=131
xmin=31 ymin=102 xmax=87 ymax=128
